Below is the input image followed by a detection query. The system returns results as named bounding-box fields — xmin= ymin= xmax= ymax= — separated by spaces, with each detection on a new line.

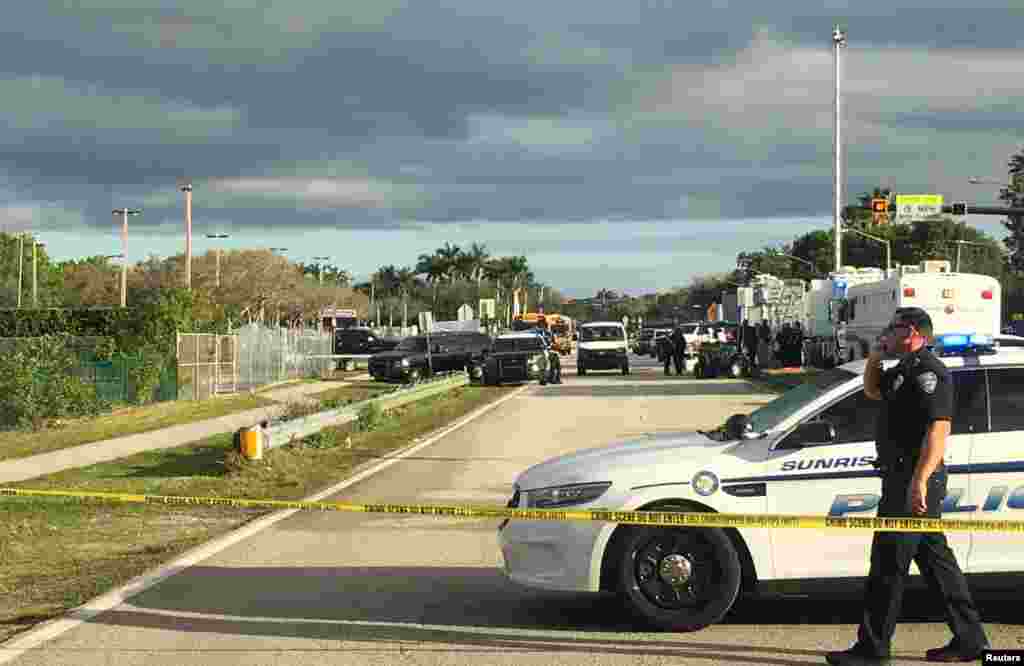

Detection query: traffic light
xmin=871 ymin=198 xmax=889 ymax=225
xmin=952 ymin=201 xmax=968 ymax=216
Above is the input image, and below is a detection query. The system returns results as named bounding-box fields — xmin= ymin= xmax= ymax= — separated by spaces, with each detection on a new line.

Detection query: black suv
xmin=334 ymin=328 xmax=400 ymax=356
xmin=368 ymin=331 xmax=492 ymax=383
xmin=477 ymin=333 xmax=558 ymax=386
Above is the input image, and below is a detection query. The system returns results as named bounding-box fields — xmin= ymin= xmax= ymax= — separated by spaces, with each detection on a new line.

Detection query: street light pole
xmin=16 ymin=233 xmax=24 ymax=309
xmin=206 ymin=233 xmax=230 ymax=288
xmin=953 ymin=239 xmax=989 ymax=272
xmin=113 ymin=208 xmax=141 ymax=307
xmin=32 ymin=239 xmax=43 ymax=307
xmin=181 ymin=183 xmax=193 ymax=289
xmin=832 ymin=25 xmax=847 ymax=273
xmin=313 ymin=256 xmax=330 ymax=285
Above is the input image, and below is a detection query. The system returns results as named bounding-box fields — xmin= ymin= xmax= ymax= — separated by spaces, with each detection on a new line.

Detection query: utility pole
xmin=206 ymin=233 xmax=229 ymax=288
xmin=832 ymin=25 xmax=847 ymax=274
xmin=16 ymin=233 xmax=24 ymax=308
xmin=181 ymin=183 xmax=193 ymax=289
xmin=113 ymin=208 xmax=141 ymax=307
xmin=32 ymin=239 xmax=43 ymax=307
xmin=313 ymin=256 xmax=330 ymax=285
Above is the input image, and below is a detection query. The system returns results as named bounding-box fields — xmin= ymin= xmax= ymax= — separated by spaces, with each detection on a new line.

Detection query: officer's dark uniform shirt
xmin=875 ymin=347 xmax=953 ymax=466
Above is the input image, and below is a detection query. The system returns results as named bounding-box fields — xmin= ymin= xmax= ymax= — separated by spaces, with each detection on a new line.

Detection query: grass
xmin=310 ymin=382 xmax=397 ymax=406
xmin=0 ymin=384 xmax=517 ymax=643
xmin=0 ymin=394 xmax=278 ymax=463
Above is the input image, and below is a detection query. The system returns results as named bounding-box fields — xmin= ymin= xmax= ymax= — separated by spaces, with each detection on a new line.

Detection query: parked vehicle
xmin=692 ymin=341 xmax=751 ymax=379
xmin=368 ymin=331 xmax=491 ymax=383
xmin=475 ymin=332 xmax=558 ymax=385
xmin=333 ymin=327 xmax=400 ymax=356
xmin=577 ymin=321 xmax=630 ymax=375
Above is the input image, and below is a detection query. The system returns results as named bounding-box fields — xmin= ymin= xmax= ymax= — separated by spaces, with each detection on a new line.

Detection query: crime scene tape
xmin=4 ymin=487 xmax=1024 ymax=534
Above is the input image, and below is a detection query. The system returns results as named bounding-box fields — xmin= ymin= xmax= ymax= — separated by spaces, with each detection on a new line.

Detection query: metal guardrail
xmin=263 ymin=372 xmax=470 ymax=450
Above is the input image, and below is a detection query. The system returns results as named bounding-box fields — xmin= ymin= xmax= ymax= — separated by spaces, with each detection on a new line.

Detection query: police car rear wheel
xmin=617 ymin=526 xmax=741 ymax=632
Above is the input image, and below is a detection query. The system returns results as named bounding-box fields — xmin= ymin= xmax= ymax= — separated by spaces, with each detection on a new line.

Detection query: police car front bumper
xmin=499 ymin=516 xmax=606 ymax=593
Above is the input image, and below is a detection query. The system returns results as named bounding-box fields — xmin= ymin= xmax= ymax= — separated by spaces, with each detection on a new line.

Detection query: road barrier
xmin=241 ymin=372 xmax=469 ymax=458
xmin=3 ymin=487 xmax=1023 ymax=534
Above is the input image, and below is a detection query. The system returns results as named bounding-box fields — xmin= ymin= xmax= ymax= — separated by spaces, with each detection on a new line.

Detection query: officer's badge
xmin=892 ymin=374 xmax=904 ymax=392
xmin=917 ymin=371 xmax=938 ymax=394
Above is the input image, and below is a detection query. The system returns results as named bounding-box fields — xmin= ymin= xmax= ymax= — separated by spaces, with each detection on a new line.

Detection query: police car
xmin=499 ymin=333 xmax=1024 ymax=631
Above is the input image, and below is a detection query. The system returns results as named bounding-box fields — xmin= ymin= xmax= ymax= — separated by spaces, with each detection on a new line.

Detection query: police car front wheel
xmin=617 ymin=525 xmax=742 ymax=632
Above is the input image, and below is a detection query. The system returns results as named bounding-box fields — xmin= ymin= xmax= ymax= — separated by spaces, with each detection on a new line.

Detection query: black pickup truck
xmin=368 ymin=331 xmax=491 ymax=383
xmin=476 ymin=332 xmax=559 ymax=385
xmin=334 ymin=328 xmax=401 ymax=356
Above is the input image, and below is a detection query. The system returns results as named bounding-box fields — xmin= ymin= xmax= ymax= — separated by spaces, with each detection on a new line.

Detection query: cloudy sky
xmin=1 ymin=1 xmax=1021 ymax=296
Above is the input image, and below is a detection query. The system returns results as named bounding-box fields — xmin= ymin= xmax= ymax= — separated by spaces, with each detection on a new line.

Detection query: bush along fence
xmin=236 ymin=372 xmax=470 ymax=459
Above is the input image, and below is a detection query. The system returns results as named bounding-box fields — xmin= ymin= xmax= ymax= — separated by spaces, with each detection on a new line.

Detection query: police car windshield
xmin=745 ymin=368 xmax=858 ymax=434
xmin=493 ymin=337 xmax=543 ymax=352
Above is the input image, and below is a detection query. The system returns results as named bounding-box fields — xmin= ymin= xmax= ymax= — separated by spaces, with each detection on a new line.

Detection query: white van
xmin=576 ymin=321 xmax=630 ymax=376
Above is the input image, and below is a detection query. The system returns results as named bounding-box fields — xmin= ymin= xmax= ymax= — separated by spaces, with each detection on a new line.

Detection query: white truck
xmin=803 ymin=260 xmax=1001 ymax=366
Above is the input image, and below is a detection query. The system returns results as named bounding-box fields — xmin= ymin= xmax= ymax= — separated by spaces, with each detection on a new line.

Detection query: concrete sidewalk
xmin=0 ymin=379 xmax=360 ymax=485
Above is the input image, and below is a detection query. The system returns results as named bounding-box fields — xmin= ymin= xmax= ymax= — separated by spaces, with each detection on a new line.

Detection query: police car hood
xmin=515 ymin=431 xmax=736 ymax=490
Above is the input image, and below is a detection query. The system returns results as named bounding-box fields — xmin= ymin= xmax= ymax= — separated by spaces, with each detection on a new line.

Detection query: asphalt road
xmin=4 ymin=353 xmax=1021 ymax=665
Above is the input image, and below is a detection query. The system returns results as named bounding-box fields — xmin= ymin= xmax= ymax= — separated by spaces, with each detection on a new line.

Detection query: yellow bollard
xmin=240 ymin=426 xmax=263 ymax=460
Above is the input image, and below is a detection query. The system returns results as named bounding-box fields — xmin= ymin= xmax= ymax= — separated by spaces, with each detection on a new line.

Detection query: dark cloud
xmin=0 ymin=0 xmax=1021 ymax=239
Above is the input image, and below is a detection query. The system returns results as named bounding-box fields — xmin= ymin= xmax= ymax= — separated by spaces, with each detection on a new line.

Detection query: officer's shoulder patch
xmin=917 ymin=371 xmax=938 ymax=394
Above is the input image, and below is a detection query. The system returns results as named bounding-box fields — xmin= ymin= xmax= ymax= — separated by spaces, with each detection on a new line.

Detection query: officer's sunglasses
xmin=890 ymin=324 xmax=916 ymax=337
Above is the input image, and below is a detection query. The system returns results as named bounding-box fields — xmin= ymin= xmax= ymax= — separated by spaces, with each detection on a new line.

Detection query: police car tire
xmin=616 ymin=525 xmax=742 ymax=632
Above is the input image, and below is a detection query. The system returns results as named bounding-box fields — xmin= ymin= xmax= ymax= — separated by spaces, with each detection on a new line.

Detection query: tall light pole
xmin=313 ymin=256 xmax=330 ymax=285
xmin=832 ymin=25 xmax=847 ymax=274
xmin=16 ymin=232 xmax=25 ymax=309
xmin=32 ymin=239 xmax=44 ymax=307
xmin=842 ymin=225 xmax=891 ymax=272
xmin=206 ymin=233 xmax=230 ymax=288
xmin=181 ymin=183 xmax=193 ymax=289
xmin=953 ymin=239 xmax=989 ymax=272
xmin=113 ymin=208 xmax=141 ymax=307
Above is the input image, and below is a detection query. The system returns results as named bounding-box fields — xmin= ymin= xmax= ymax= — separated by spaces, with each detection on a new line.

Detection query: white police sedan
xmin=499 ymin=333 xmax=1024 ymax=631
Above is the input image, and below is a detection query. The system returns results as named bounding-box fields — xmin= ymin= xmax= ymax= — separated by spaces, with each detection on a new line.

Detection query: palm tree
xmin=483 ymin=257 xmax=510 ymax=326
xmin=395 ymin=266 xmax=420 ymax=328
xmin=374 ymin=265 xmax=400 ymax=326
xmin=461 ymin=242 xmax=490 ymax=306
xmin=415 ymin=253 xmax=445 ymax=313
xmin=506 ymin=255 xmax=530 ymax=324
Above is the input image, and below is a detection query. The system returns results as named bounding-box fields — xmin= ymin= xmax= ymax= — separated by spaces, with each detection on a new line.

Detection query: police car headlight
xmin=400 ymin=358 xmax=410 ymax=367
xmin=525 ymin=482 xmax=612 ymax=508
xmin=692 ymin=470 xmax=719 ymax=496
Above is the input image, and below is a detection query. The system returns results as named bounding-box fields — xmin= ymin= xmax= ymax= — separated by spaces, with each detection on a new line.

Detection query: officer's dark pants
xmin=856 ymin=464 xmax=988 ymax=657
xmin=673 ymin=351 xmax=683 ymax=375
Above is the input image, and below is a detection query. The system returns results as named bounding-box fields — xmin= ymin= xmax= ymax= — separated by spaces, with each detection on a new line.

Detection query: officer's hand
xmin=910 ymin=480 xmax=928 ymax=516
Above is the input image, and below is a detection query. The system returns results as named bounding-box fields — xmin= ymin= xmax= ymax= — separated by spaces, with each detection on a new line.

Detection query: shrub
xmin=354 ymin=401 xmax=385 ymax=432
xmin=0 ymin=335 xmax=109 ymax=429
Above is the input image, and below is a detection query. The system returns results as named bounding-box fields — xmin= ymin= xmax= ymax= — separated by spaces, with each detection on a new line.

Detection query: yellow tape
xmin=3 ymin=486 xmax=1024 ymax=534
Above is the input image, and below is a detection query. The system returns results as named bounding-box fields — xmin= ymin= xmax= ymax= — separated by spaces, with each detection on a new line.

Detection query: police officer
xmin=664 ymin=325 xmax=685 ymax=375
xmin=826 ymin=308 xmax=989 ymax=666
xmin=544 ymin=333 xmax=563 ymax=384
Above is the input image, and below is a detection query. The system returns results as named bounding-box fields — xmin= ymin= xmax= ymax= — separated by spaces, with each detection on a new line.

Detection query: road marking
xmin=0 ymin=384 xmax=530 ymax=662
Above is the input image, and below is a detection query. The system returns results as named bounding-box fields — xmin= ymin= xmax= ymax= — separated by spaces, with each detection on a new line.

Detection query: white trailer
xmin=839 ymin=260 xmax=1000 ymax=362
xmin=803 ymin=267 xmax=886 ymax=367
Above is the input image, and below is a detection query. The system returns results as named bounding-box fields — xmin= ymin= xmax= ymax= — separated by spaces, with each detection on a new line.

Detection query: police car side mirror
xmin=786 ymin=421 xmax=837 ymax=448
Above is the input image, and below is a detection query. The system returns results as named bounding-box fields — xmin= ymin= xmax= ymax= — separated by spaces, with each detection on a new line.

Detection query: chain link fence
xmin=235 ymin=324 xmax=334 ymax=392
xmin=176 ymin=333 xmax=239 ymax=400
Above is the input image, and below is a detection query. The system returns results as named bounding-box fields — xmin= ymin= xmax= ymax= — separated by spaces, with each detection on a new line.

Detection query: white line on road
xmin=0 ymin=383 xmax=531 ymax=663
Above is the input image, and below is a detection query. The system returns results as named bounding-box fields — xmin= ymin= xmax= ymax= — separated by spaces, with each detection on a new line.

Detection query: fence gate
xmin=176 ymin=333 xmax=239 ymax=400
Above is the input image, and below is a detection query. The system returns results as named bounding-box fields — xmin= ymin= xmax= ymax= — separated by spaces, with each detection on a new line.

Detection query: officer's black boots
xmin=925 ymin=639 xmax=990 ymax=662
xmin=825 ymin=646 xmax=890 ymax=666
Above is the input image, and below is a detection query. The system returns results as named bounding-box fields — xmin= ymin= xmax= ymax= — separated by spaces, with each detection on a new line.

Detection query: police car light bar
xmin=931 ymin=333 xmax=996 ymax=356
